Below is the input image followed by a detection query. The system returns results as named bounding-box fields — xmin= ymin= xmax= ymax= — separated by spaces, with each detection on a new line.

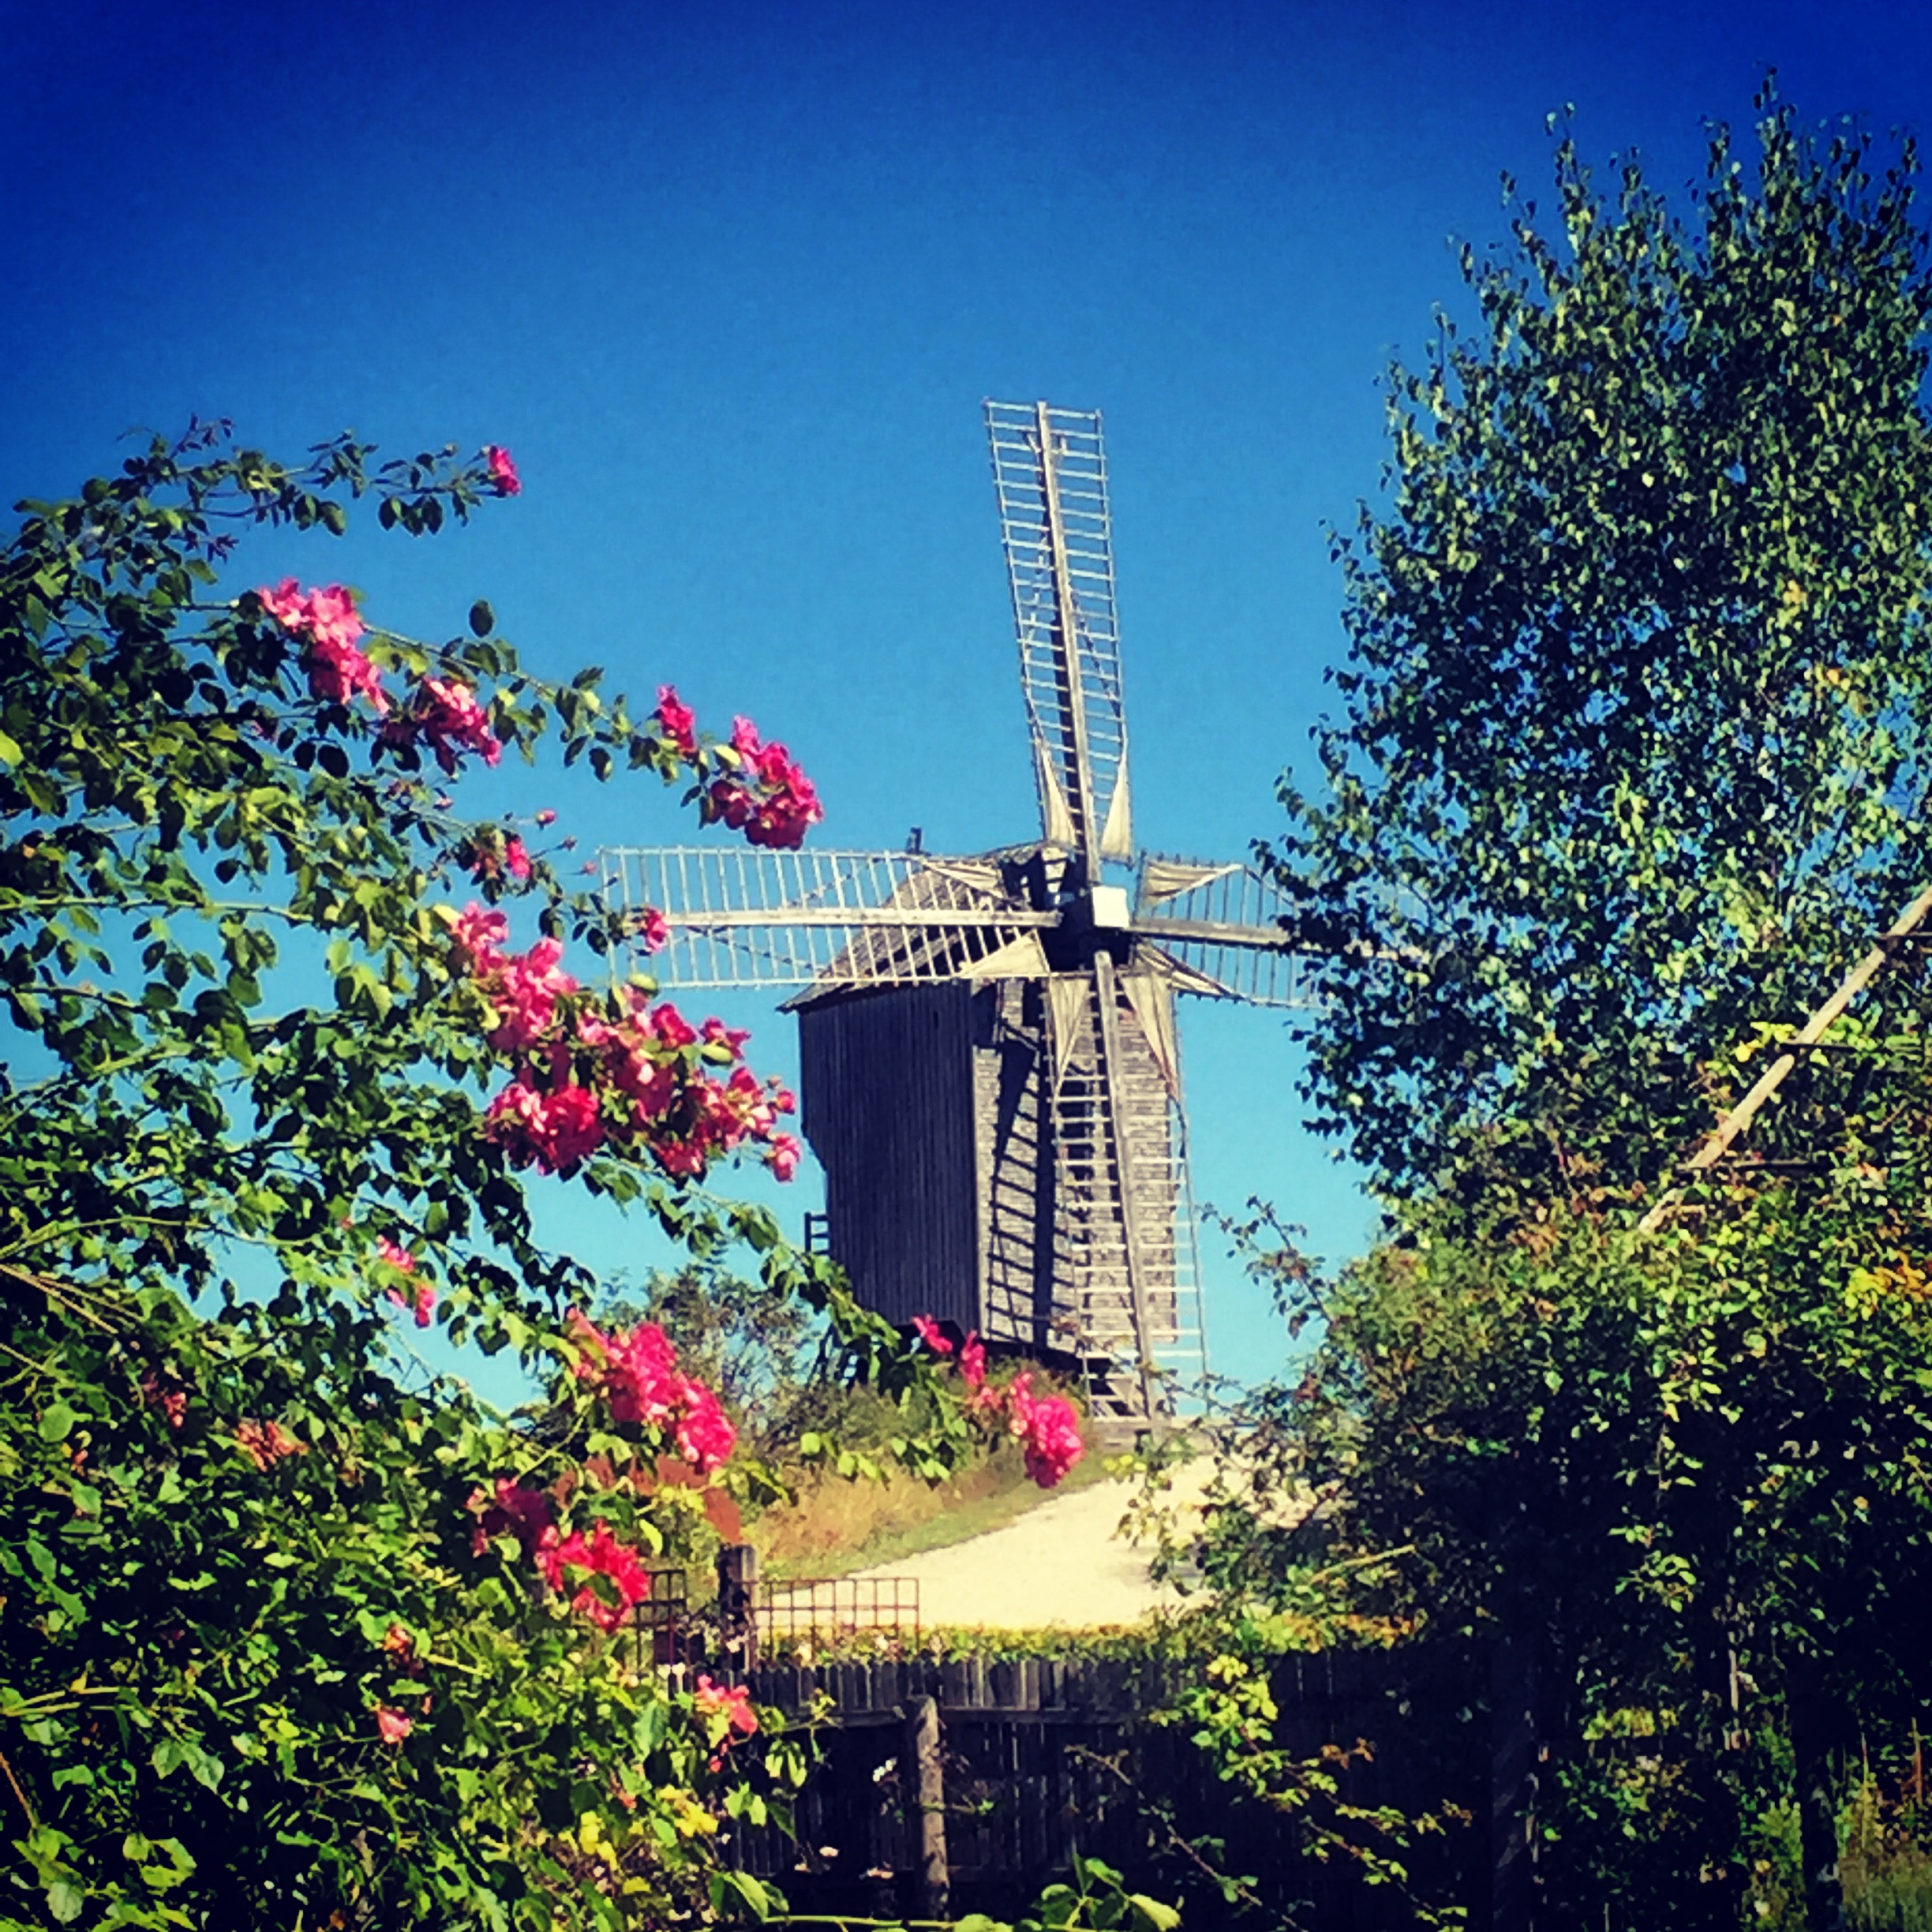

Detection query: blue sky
xmin=7 ymin=0 xmax=1930 ymax=1392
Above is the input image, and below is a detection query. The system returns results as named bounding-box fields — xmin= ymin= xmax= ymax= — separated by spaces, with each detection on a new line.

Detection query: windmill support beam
xmin=668 ymin=908 xmax=1057 ymax=930
xmin=1091 ymin=952 xmax=1159 ymax=1419
xmin=1035 ymin=398 xmax=1103 ymax=881
xmin=1135 ymin=915 xmax=1306 ymax=949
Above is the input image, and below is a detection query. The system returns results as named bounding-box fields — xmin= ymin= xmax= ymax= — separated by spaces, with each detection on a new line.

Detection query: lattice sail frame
xmin=987 ymin=401 xmax=1132 ymax=869
xmin=598 ymin=846 xmax=1054 ymax=993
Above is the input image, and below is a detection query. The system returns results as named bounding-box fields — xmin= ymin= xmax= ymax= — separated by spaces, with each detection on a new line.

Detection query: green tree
xmin=0 ymin=423 xmax=972 ymax=1930
xmin=1274 ymin=85 xmax=1932 ymax=1215
xmin=1187 ymin=87 xmax=1932 ymax=1930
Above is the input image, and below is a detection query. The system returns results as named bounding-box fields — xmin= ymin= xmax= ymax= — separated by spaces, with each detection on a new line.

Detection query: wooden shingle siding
xmin=798 ymin=983 xmax=980 ymax=1331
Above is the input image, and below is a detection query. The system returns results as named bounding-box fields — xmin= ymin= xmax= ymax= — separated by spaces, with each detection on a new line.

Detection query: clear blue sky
xmin=7 ymin=0 xmax=1929 ymax=1391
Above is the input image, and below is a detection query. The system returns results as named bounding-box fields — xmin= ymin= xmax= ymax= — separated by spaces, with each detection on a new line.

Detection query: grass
xmin=751 ymin=1429 xmax=1116 ymax=1582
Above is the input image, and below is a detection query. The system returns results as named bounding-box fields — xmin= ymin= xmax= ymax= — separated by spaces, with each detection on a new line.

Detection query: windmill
xmin=601 ymin=402 xmax=1310 ymax=1430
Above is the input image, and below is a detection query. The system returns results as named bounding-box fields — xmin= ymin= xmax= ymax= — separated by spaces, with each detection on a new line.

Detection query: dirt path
xmin=849 ymin=1463 xmax=1215 ymax=1629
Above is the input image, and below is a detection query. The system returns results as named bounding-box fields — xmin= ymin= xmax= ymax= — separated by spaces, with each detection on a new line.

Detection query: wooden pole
xmin=1640 ymin=882 xmax=1932 ymax=1231
xmin=904 ymin=1694 xmax=949 ymax=1920
xmin=716 ymin=1543 xmax=758 ymax=1670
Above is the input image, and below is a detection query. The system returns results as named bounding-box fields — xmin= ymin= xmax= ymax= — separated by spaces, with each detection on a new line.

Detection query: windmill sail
xmin=600 ymin=845 xmax=1049 ymax=990
xmin=1132 ymin=852 xmax=1320 ymax=1008
xmin=987 ymin=401 xmax=1129 ymax=874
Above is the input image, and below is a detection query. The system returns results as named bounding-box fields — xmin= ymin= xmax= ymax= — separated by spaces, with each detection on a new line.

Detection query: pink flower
xmin=504 ymin=836 xmax=532 ymax=882
xmin=381 ymin=1622 xmax=419 ymax=1668
xmin=694 ymin=1675 xmax=758 ymax=1739
xmin=257 ymin=578 xmax=389 ymax=713
xmin=376 ymin=1236 xmax=415 ymax=1273
xmin=257 ymin=579 xmax=308 ymax=629
xmin=675 ymin=1377 xmax=737 ymax=1473
xmin=534 ymin=808 xmax=557 ymax=827
xmin=960 ymin=1331 xmax=987 ymax=1392
xmin=469 ymin=1477 xmax=553 ymax=1558
xmin=234 ymin=1418 xmax=307 ymax=1470
xmin=140 ymin=1371 xmax=187 ymax=1431
xmin=568 ymin=1312 xmax=682 ymax=1425
xmin=701 ymin=1016 xmax=751 ymax=1058
xmin=654 ymin=685 xmax=698 ymax=758
xmin=374 ymin=1705 xmax=414 ymax=1745
xmin=484 ymin=1079 xmax=604 ymax=1172
xmin=445 ymin=900 xmax=510 ymax=975
xmin=485 ymin=444 xmax=522 ymax=496
xmin=413 ymin=677 xmax=501 ymax=774
xmin=911 ymin=1315 xmax=953 ymax=1357
xmin=638 ymin=906 xmax=670 ymax=954
xmin=646 ymin=1002 xmax=698 ymax=1050
xmin=481 ymin=937 xmax=579 ymax=1056
xmin=539 ymin=1518 xmax=654 ymax=1632
xmin=703 ymin=736 xmax=824 ymax=851
xmin=1005 ymin=1381 xmax=1084 ymax=1489
xmin=568 ymin=1312 xmax=738 ymax=1472
xmin=767 ymin=1132 xmax=803 ymax=1182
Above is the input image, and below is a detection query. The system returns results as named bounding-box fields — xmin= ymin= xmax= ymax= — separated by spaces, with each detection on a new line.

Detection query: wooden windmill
xmin=601 ymin=402 xmax=1309 ymax=1427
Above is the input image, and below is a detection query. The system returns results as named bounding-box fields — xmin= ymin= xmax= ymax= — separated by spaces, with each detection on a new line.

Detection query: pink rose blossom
xmin=234 ymin=1418 xmax=307 ymax=1470
xmin=538 ymin=1518 xmax=653 ymax=1633
xmin=959 ymin=1331 xmax=987 ymax=1391
xmin=414 ymin=677 xmax=501 ymax=774
xmin=534 ymin=808 xmax=557 ymax=827
xmin=374 ymin=1705 xmax=414 ymax=1745
xmin=646 ymin=1002 xmax=698 ymax=1050
xmin=637 ymin=906 xmax=670 ymax=953
xmin=446 ymin=901 xmax=510 ymax=974
xmin=484 ymin=1078 xmax=603 ymax=1172
xmin=257 ymin=578 xmax=389 ymax=713
xmin=481 ymin=937 xmax=578 ymax=1056
xmin=911 ymin=1315 xmax=953 ymax=1357
xmin=654 ymin=685 xmax=698 ymax=758
xmin=695 ymin=1675 xmax=758 ymax=1739
xmin=1000 ymin=1373 xmax=1084 ymax=1488
xmin=140 ymin=1371 xmax=187 ymax=1431
xmin=674 ymin=1377 xmax=737 ymax=1473
xmin=701 ymin=1017 xmax=751 ymax=1058
xmin=485 ymin=444 xmax=522 ymax=496
xmin=469 ymin=1476 xmax=554 ymax=1558
xmin=767 ymin=1133 xmax=802 ymax=1182
xmin=568 ymin=1311 xmax=739 ymax=1473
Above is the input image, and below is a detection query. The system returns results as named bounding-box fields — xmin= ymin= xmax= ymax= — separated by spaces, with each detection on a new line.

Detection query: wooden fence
xmin=722 ymin=1650 xmax=1466 ymax=1929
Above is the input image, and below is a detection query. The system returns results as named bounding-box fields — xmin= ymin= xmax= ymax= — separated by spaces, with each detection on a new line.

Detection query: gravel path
xmin=849 ymin=1465 xmax=1214 ymax=1629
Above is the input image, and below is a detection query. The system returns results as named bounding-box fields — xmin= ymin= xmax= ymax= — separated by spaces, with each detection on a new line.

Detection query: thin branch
xmin=0 ymin=1743 xmax=38 ymax=1833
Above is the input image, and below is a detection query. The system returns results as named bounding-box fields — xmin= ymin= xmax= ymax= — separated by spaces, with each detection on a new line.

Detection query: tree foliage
xmin=1274 ymin=87 xmax=1932 ymax=1212
xmin=0 ymin=423 xmax=975 ymax=1930
xmin=1185 ymin=88 xmax=1932 ymax=1929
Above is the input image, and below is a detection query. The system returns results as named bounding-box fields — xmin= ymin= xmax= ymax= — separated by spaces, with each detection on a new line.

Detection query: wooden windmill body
xmin=603 ymin=403 xmax=1310 ymax=1425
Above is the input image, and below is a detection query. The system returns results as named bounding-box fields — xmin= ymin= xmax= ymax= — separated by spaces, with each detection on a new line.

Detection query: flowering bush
xmin=0 ymin=423 xmax=974 ymax=1932
xmin=911 ymin=1319 xmax=1087 ymax=1488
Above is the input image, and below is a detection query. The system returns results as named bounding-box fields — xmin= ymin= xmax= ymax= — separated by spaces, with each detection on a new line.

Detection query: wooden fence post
xmin=1490 ymin=1624 xmax=1539 ymax=1932
xmin=904 ymin=1694 xmax=949 ymax=1920
xmin=717 ymin=1543 xmax=758 ymax=1669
